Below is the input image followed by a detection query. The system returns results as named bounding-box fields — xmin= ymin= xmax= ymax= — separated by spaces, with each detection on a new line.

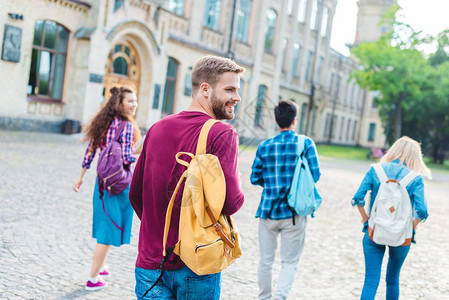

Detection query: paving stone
xmin=1 ymin=130 xmax=449 ymax=299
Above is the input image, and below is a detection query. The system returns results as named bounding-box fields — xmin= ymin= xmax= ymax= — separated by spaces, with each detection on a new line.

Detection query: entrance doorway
xmin=103 ymin=41 xmax=140 ymax=107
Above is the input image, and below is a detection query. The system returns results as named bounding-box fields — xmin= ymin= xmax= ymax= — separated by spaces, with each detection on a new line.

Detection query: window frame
xmin=236 ymin=0 xmax=251 ymax=42
xmin=27 ymin=20 xmax=70 ymax=103
xmin=162 ymin=57 xmax=180 ymax=115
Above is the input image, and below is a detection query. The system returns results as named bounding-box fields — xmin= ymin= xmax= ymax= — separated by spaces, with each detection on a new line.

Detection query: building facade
xmin=0 ymin=0 xmax=387 ymax=147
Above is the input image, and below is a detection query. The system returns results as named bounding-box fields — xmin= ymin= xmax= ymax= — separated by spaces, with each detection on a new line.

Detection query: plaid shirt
xmin=82 ymin=117 xmax=136 ymax=169
xmin=250 ymin=130 xmax=321 ymax=220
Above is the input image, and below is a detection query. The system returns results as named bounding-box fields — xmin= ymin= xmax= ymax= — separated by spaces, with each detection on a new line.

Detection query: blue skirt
xmin=92 ymin=179 xmax=133 ymax=246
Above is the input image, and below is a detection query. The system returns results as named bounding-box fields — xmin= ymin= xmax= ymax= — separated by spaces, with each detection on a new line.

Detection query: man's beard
xmin=210 ymin=91 xmax=235 ymax=120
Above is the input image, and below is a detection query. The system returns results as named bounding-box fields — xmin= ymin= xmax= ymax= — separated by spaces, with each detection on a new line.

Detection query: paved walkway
xmin=1 ymin=130 xmax=448 ymax=299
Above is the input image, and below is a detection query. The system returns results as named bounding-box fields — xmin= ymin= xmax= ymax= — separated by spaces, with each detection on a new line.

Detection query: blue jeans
xmin=361 ymin=234 xmax=410 ymax=300
xmin=135 ymin=266 xmax=221 ymax=299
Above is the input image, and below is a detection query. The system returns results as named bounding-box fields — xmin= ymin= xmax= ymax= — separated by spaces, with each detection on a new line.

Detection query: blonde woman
xmin=352 ymin=136 xmax=431 ymax=300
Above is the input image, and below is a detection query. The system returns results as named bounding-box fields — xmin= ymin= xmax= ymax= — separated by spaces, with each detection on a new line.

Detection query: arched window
xmin=113 ymin=57 xmax=128 ymax=75
xmin=264 ymin=9 xmax=277 ymax=53
xmin=27 ymin=20 xmax=69 ymax=101
xmin=162 ymin=57 xmax=179 ymax=115
xmin=255 ymin=85 xmax=267 ymax=127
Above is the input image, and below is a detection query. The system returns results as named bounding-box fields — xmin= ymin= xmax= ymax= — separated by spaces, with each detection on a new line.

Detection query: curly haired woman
xmin=73 ymin=86 xmax=141 ymax=291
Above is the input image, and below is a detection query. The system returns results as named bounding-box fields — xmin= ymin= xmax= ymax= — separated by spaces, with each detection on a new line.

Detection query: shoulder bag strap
xmin=372 ymin=164 xmax=388 ymax=183
xmin=400 ymin=170 xmax=418 ymax=187
xmin=196 ymin=119 xmax=220 ymax=155
xmin=297 ymin=135 xmax=306 ymax=157
xmin=114 ymin=120 xmax=128 ymax=143
xmin=195 ymin=119 xmax=235 ymax=247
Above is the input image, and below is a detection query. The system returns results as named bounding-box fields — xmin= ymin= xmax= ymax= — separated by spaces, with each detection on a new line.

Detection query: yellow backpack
xmin=163 ymin=119 xmax=242 ymax=275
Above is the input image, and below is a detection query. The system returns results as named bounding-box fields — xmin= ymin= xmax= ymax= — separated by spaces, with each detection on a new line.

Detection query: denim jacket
xmin=352 ymin=160 xmax=429 ymax=238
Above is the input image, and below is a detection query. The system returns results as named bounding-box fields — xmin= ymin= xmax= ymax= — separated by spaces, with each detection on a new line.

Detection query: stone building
xmin=0 ymin=0 xmax=390 ymax=147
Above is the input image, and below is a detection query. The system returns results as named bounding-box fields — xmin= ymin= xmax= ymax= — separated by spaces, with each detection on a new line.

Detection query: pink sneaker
xmin=100 ymin=268 xmax=111 ymax=279
xmin=85 ymin=278 xmax=107 ymax=291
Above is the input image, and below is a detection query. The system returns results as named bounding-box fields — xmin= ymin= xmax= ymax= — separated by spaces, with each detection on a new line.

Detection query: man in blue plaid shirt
xmin=250 ymin=100 xmax=321 ymax=300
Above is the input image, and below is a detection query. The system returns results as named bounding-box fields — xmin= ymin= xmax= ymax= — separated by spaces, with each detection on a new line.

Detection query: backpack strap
xmin=297 ymin=135 xmax=306 ymax=156
xmin=399 ymin=170 xmax=418 ymax=187
xmin=196 ymin=119 xmax=220 ymax=155
xmin=372 ymin=164 xmax=388 ymax=183
xmin=113 ymin=121 xmax=128 ymax=142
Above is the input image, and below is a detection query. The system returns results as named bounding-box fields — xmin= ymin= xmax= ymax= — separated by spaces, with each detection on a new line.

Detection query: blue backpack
xmin=286 ymin=135 xmax=322 ymax=220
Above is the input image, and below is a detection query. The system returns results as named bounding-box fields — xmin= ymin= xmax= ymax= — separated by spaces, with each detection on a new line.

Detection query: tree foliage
xmin=351 ymin=6 xmax=449 ymax=163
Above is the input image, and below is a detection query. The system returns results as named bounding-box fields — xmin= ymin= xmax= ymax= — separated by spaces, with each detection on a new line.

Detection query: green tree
xmin=351 ymin=6 xmax=449 ymax=163
xmin=351 ymin=36 xmax=430 ymax=143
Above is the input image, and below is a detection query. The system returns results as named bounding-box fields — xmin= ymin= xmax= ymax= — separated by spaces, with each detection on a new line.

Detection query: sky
xmin=330 ymin=0 xmax=449 ymax=56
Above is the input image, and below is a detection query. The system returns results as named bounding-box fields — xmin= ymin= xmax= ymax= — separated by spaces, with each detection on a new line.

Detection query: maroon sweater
xmin=129 ymin=111 xmax=244 ymax=270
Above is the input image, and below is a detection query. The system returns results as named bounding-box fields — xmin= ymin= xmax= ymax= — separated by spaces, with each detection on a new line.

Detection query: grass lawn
xmin=316 ymin=144 xmax=370 ymax=160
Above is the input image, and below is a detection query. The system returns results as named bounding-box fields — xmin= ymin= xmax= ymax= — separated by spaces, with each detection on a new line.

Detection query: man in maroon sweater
xmin=129 ymin=55 xmax=245 ymax=299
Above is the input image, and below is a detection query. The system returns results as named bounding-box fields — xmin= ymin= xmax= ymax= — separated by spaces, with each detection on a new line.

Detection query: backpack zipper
xmin=106 ymin=170 xmax=125 ymax=190
xmin=195 ymin=238 xmax=222 ymax=253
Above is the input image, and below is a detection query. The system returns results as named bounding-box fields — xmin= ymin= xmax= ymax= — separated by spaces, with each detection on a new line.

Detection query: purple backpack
xmin=96 ymin=121 xmax=133 ymax=230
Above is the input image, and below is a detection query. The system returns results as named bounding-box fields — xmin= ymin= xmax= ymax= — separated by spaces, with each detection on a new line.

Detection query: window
xmin=371 ymin=90 xmax=380 ymax=108
xmin=299 ymin=103 xmax=307 ymax=133
xmin=282 ymin=38 xmax=288 ymax=73
xmin=332 ymin=116 xmax=338 ymax=138
xmin=346 ymin=119 xmax=351 ymax=140
xmin=340 ymin=117 xmax=345 ymax=140
xmin=236 ymin=0 xmax=251 ymax=42
xmin=316 ymin=56 xmax=323 ymax=83
xmin=324 ymin=113 xmax=330 ymax=137
xmin=165 ymin=0 xmax=184 ymax=16
xmin=321 ymin=7 xmax=329 ymax=36
xmin=353 ymin=120 xmax=358 ymax=140
xmin=336 ymin=75 xmax=341 ymax=98
xmin=255 ymin=85 xmax=267 ymax=127
xmin=311 ymin=107 xmax=317 ymax=135
xmin=114 ymin=0 xmax=125 ymax=11
xmin=329 ymin=73 xmax=334 ymax=93
xmin=264 ymin=8 xmax=277 ymax=53
xmin=28 ymin=20 xmax=69 ymax=101
xmin=297 ymin=0 xmax=306 ymax=23
xmin=287 ymin=0 xmax=293 ymax=15
xmin=305 ymin=50 xmax=313 ymax=81
xmin=292 ymin=43 xmax=300 ymax=77
xmin=368 ymin=123 xmax=376 ymax=142
xmin=184 ymin=72 xmax=192 ymax=96
xmin=231 ymin=78 xmax=244 ymax=125
xmin=204 ymin=0 xmax=221 ymax=31
xmin=309 ymin=0 xmax=318 ymax=30
xmin=162 ymin=58 xmax=179 ymax=115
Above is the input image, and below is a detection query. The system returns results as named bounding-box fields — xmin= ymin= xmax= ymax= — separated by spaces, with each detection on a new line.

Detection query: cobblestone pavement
xmin=1 ymin=130 xmax=448 ymax=300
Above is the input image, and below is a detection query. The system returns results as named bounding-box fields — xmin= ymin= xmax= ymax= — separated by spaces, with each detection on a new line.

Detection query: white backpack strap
xmin=399 ymin=170 xmax=417 ymax=187
xmin=372 ymin=164 xmax=388 ymax=183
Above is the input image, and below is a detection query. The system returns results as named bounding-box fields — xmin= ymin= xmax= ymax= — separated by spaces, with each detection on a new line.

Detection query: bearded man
xmin=130 ymin=55 xmax=245 ymax=299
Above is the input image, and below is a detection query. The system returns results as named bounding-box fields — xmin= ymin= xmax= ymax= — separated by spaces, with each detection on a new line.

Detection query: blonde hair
xmin=380 ymin=136 xmax=432 ymax=179
xmin=191 ymin=55 xmax=245 ymax=95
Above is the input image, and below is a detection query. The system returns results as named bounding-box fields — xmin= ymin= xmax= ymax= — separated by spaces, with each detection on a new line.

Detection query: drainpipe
xmin=328 ymin=53 xmax=343 ymax=144
xmin=226 ymin=0 xmax=239 ymax=59
xmin=305 ymin=0 xmax=324 ymax=136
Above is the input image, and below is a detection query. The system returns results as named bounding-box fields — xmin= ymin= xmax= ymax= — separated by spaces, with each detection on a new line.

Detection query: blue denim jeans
xmin=361 ymin=233 xmax=410 ymax=300
xmin=135 ymin=266 xmax=221 ymax=299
